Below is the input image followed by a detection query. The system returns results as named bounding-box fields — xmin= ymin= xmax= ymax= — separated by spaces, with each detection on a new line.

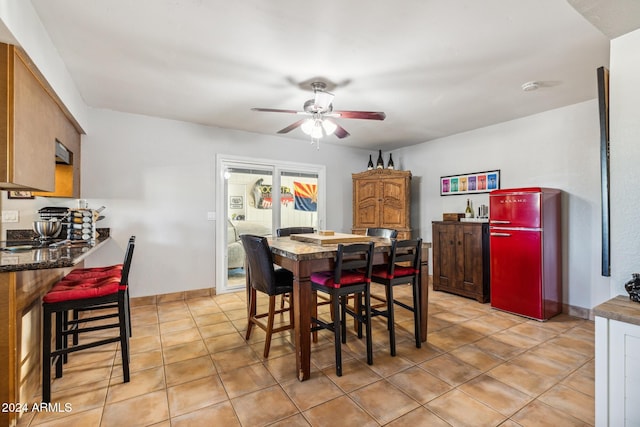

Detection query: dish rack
xmin=65 ymin=208 xmax=99 ymax=242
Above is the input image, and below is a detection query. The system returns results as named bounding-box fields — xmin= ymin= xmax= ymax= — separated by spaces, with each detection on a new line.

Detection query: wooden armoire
xmin=352 ymin=169 xmax=411 ymax=239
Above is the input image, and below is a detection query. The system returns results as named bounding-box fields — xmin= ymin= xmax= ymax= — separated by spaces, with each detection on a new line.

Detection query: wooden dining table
xmin=258 ymin=233 xmax=430 ymax=381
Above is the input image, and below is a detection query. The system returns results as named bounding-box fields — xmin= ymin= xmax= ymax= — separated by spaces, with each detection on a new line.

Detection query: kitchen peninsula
xmin=0 ymin=236 xmax=110 ymax=427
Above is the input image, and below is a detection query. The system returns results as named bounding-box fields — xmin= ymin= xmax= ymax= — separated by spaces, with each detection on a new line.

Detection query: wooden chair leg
xmin=364 ymin=285 xmax=373 ymax=365
xmin=42 ymin=306 xmax=52 ymax=403
xmin=245 ymin=288 xmax=257 ymax=340
xmin=412 ymin=278 xmax=421 ymax=349
xmin=312 ymin=291 xmax=318 ymax=343
xmin=332 ymin=292 xmax=343 ymax=376
xmin=119 ymin=297 xmax=131 ymax=383
xmin=387 ymin=284 xmax=396 ymax=357
xmin=263 ymin=296 xmax=276 ymax=358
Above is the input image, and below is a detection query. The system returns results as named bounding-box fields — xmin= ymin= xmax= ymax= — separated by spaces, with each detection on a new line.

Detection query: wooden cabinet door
xmin=460 ymin=224 xmax=483 ymax=293
xmin=433 ymin=223 xmax=456 ymax=291
xmin=353 ymin=179 xmax=379 ymax=229
xmin=379 ymin=177 xmax=407 ymax=228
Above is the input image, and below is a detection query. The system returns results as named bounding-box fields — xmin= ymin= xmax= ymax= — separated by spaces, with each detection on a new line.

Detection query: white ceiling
xmin=24 ymin=1 xmax=634 ymax=150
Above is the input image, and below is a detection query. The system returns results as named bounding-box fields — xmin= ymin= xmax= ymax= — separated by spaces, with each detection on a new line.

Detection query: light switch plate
xmin=2 ymin=210 xmax=19 ymax=223
xmin=207 ymin=211 xmax=216 ymax=221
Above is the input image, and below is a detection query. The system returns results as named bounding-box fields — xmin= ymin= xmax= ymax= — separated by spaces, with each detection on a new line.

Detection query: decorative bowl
xmin=33 ymin=220 xmax=62 ymax=240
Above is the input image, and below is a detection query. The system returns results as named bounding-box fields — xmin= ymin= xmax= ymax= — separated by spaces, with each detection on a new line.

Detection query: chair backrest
xmin=365 ymin=228 xmax=398 ymax=239
xmin=333 ymin=242 xmax=375 ymax=284
xmin=240 ymin=234 xmax=278 ymax=295
xmin=276 ymin=227 xmax=315 ymax=237
xmin=120 ymin=236 xmax=136 ymax=288
xmin=386 ymin=238 xmax=422 ymax=277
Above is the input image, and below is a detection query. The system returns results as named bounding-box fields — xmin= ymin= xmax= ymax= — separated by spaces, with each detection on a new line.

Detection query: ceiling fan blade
xmin=332 ymin=110 xmax=386 ymax=120
xmin=332 ymin=122 xmax=350 ymax=139
xmin=251 ymin=107 xmax=300 ymax=114
xmin=277 ymin=119 xmax=306 ymax=134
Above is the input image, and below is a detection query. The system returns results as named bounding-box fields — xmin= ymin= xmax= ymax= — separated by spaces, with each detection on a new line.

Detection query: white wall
xmin=610 ymin=29 xmax=640 ymax=297
xmin=394 ymin=100 xmax=611 ymax=311
xmin=78 ymin=108 xmax=368 ymax=297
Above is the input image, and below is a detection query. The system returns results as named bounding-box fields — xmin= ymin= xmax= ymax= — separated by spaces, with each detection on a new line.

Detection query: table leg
xmin=292 ymin=271 xmax=312 ymax=381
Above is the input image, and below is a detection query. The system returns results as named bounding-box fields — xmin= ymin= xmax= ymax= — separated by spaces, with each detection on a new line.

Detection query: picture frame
xmin=229 ymin=195 xmax=244 ymax=209
xmin=7 ymin=190 xmax=34 ymax=199
xmin=440 ymin=170 xmax=500 ymax=196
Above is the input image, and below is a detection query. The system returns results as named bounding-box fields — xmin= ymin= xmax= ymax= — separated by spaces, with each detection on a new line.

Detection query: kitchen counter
xmin=0 ymin=236 xmax=110 ymax=272
xmin=593 ymin=294 xmax=640 ymax=326
xmin=0 ymin=236 xmax=111 ymax=427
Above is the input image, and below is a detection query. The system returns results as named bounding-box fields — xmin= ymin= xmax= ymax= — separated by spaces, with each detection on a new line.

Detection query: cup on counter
xmin=77 ymin=199 xmax=88 ymax=209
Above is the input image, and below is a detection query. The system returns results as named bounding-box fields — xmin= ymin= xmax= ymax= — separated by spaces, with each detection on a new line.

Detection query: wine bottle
xmin=376 ymin=150 xmax=384 ymax=169
xmin=465 ymin=199 xmax=473 ymax=218
xmin=387 ymin=153 xmax=395 ymax=170
xmin=367 ymin=155 xmax=374 ymax=170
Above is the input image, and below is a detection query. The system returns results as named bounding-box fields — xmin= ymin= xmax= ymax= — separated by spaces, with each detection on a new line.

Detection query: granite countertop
xmin=0 ymin=236 xmax=110 ymax=273
xmin=593 ymin=295 xmax=640 ymax=326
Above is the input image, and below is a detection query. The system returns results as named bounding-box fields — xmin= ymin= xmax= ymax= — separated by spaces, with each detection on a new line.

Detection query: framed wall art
xmin=7 ymin=191 xmax=34 ymax=199
xmin=440 ymin=170 xmax=500 ymax=196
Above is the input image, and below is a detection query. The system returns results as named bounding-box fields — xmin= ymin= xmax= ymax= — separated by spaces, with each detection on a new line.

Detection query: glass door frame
xmin=215 ymin=154 xmax=326 ymax=294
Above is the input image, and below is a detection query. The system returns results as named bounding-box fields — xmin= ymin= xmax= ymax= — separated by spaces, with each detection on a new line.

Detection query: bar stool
xmin=42 ymin=236 xmax=135 ymax=403
xmin=63 ymin=236 xmax=135 ymax=341
xmin=311 ymin=242 xmax=375 ymax=376
xmin=241 ymin=234 xmax=294 ymax=358
xmin=370 ymin=238 xmax=422 ymax=356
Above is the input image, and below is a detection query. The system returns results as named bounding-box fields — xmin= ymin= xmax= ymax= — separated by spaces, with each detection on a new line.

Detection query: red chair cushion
xmin=311 ymin=271 xmax=369 ymax=289
xmin=65 ymin=264 xmax=123 ymax=280
xmin=43 ymin=276 xmax=123 ymax=304
xmin=371 ymin=265 xmax=419 ymax=280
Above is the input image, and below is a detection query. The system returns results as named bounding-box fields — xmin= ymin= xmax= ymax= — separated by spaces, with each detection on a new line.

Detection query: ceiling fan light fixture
xmin=321 ymin=119 xmax=337 ymax=135
xmin=300 ymin=118 xmax=314 ymax=135
xmin=310 ymin=120 xmax=324 ymax=139
xmin=314 ymin=90 xmax=334 ymax=111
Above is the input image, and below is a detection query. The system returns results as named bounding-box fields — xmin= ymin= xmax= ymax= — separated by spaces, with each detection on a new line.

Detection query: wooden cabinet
xmin=432 ymin=221 xmax=490 ymax=302
xmin=0 ymin=43 xmax=82 ymax=196
xmin=595 ymin=297 xmax=640 ymax=427
xmin=352 ymin=169 xmax=411 ymax=239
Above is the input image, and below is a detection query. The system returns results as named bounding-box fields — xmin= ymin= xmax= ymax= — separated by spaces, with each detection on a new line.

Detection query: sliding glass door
xmin=215 ymin=155 xmax=326 ymax=293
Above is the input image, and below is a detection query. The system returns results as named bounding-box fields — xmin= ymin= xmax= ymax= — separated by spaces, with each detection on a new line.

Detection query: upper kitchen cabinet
xmin=0 ymin=43 xmax=83 ymax=196
xmin=352 ymin=169 xmax=412 ymax=239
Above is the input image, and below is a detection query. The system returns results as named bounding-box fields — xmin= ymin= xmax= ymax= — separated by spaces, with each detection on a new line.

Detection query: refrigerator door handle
xmin=490 ymin=220 xmax=511 ymax=224
xmin=490 ymin=232 xmax=512 ymax=237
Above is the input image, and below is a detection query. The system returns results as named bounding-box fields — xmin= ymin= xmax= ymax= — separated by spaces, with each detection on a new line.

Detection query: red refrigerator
xmin=489 ymin=187 xmax=562 ymax=321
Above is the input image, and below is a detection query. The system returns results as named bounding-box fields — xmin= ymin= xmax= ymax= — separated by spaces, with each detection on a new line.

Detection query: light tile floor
xmin=20 ymin=281 xmax=595 ymax=426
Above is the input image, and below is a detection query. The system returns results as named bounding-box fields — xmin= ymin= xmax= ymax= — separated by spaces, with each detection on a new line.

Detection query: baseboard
xmin=562 ymin=302 xmax=593 ymax=320
xmin=131 ymin=287 xmax=216 ymax=307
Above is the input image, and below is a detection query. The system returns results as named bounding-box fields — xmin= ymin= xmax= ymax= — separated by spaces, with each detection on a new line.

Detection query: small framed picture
xmin=7 ymin=191 xmax=34 ymax=199
xmin=229 ymin=196 xmax=244 ymax=209
xmin=440 ymin=170 xmax=500 ymax=196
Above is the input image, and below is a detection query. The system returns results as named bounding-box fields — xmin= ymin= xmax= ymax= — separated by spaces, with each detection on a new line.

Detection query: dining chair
xmin=275 ymin=226 xmax=330 ymax=338
xmin=276 ymin=227 xmax=315 ymax=237
xmin=345 ymin=228 xmax=399 ymax=331
xmin=42 ymin=236 xmax=135 ymax=403
xmin=276 ymin=226 xmax=315 ymax=308
xmin=370 ymin=238 xmax=422 ymax=356
xmin=62 ymin=236 xmax=136 ymax=343
xmin=310 ymin=242 xmax=375 ymax=376
xmin=365 ymin=227 xmax=398 ymax=239
xmin=241 ymin=234 xmax=294 ymax=358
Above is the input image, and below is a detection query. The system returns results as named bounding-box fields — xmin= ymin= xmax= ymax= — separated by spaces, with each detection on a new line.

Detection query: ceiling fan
xmin=251 ymin=81 xmax=386 ymax=140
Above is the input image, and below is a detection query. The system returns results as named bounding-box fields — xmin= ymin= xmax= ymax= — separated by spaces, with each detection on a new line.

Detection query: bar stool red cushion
xmin=64 ymin=264 xmax=123 ymax=280
xmin=371 ymin=265 xmax=419 ymax=279
xmin=310 ymin=271 xmax=370 ymax=289
xmin=43 ymin=276 xmax=122 ymax=303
